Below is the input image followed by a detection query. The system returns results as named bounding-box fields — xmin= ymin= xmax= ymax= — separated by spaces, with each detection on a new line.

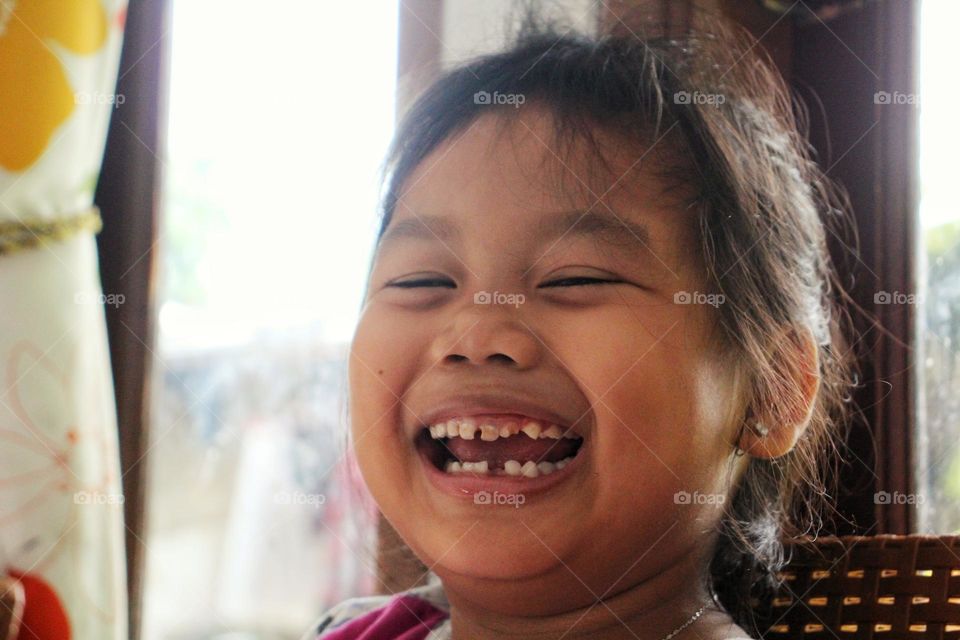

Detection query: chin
xmin=414 ymin=523 xmax=569 ymax=581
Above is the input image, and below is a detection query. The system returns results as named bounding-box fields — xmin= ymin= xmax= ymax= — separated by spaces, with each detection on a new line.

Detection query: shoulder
xmin=299 ymin=579 xmax=451 ymax=640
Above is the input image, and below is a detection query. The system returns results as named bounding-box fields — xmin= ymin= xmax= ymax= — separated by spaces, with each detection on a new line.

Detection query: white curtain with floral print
xmin=0 ymin=1 xmax=129 ymax=639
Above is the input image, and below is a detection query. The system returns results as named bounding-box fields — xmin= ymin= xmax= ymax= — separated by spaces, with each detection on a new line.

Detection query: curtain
xmin=0 ymin=1 xmax=129 ymax=639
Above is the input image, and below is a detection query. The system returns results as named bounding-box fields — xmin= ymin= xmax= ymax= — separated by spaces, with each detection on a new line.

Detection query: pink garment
xmin=303 ymin=580 xmax=451 ymax=640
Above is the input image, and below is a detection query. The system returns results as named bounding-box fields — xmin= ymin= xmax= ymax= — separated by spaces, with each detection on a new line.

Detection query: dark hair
xmin=374 ymin=8 xmax=857 ymax=636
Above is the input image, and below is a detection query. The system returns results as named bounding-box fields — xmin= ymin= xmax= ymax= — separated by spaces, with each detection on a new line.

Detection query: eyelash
xmin=387 ymin=278 xmax=455 ymax=289
xmin=541 ymin=276 xmax=621 ymax=288
xmin=387 ymin=276 xmax=620 ymax=288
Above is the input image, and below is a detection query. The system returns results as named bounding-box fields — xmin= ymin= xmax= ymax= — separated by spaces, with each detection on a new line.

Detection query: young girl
xmin=302 ymin=12 xmax=854 ymax=640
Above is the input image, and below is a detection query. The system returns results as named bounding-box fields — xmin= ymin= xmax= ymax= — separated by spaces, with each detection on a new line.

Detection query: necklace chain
xmin=660 ymin=589 xmax=720 ymax=640
xmin=659 ymin=603 xmax=707 ymax=640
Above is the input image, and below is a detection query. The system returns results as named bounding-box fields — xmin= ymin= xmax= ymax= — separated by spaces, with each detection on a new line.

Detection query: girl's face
xmin=349 ymin=107 xmax=747 ymax=611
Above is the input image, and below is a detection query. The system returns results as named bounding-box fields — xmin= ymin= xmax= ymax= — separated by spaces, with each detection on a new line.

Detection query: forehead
xmin=382 ymin=106 xmax=698 ymax=257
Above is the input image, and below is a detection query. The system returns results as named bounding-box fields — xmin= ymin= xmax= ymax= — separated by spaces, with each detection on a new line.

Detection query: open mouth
xmin=415 ymin=415 xmax=584 ymax=478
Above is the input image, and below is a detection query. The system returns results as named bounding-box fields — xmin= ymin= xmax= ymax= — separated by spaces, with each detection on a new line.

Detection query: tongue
xmin=446 ymin=434 xmax=579 ymax=467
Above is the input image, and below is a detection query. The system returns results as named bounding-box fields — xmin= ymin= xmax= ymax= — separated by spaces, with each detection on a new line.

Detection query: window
xmin=141 ymin=2 xmax=397 ymax=637
xmin=915 ymin=0 xmax=960 ymax=534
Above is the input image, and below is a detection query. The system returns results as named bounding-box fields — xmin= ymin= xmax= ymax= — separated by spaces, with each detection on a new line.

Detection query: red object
xmin=6 ymin=569 xmax=70 ymax=640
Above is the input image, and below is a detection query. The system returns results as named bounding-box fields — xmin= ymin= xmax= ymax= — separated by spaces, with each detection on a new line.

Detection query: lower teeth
xmin=444 ymin=456 xmax=574 ymax=477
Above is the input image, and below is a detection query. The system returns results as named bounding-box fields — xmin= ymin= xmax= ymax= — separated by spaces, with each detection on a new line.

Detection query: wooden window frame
xmin=95 ymin=1 xmax=169 ymax=638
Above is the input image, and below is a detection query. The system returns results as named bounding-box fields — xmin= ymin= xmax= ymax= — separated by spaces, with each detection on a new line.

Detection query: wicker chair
xmin=376 ymin=527 xmax=960 ymax=639
xmin=756 ymin=535 xmax=960 ymax=639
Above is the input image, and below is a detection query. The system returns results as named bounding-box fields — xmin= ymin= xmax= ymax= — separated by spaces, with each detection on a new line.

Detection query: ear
xmin=739 ymin=326 xmax=821 ymax=459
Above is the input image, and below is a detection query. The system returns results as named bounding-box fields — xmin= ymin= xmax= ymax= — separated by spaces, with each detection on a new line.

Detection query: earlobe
xmin=740 ymin=415 xmax=803 ymax=458
xmin=738 ymin=326 xmax=821 ymax=459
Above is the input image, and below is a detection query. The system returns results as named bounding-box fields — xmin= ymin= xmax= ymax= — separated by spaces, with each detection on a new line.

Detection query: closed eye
xmin=387 ymin=278 xmax=456 ymax=289
xmin=387 ymin=276 xmax=621 ymax=289
xmin=540 ymin=276 xmax=622 ymax=288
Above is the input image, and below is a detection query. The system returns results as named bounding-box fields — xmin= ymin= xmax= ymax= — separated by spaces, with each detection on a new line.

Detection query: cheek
xmin=349 ymin=302 xmax=426 ymax=415
xmin=548 ymin=299 xmax=685 ymax=431
xmin=556 ymin=302 xmax=734 ymax=495
xmin=348 ymin=305 xmax=424 ymax=497
xmin=585 ymin=351 xmax=692 ymax=503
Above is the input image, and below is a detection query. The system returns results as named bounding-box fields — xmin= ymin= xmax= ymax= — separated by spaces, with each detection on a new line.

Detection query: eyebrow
xmin=378 ymin=209 xmax=653 ymax=253
xmin=378 ymin=215 xmax=461 ymax=248
xmin=541 ymin=209 xmax=652 ymax=250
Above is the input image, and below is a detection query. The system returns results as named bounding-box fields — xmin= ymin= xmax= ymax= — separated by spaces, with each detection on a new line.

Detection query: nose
xmin=429 ymin=297 xmax=542 ymax=369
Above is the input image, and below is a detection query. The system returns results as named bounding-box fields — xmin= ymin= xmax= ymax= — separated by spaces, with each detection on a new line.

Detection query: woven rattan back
xmin=758 ymin=535 xmax=960 ymax=639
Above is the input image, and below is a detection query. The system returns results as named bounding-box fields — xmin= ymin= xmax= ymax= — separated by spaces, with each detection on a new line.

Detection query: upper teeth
xmin=427 ymin=417 xmax=580 ymax=441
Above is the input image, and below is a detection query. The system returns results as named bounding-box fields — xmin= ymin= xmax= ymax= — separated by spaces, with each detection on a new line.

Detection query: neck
xmin=442 ymin=541 xmax=731 ymax=640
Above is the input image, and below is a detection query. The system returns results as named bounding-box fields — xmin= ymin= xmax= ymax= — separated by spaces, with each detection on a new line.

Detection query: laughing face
xmin=348 ymin=105 xmax=749 ymax=615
